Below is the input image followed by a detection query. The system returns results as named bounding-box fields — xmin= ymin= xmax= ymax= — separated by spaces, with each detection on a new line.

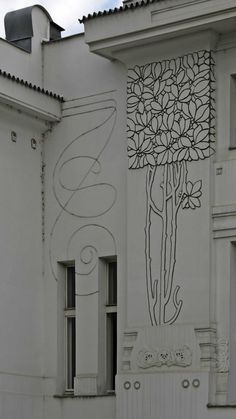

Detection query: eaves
xmin=80 ymin=0 xmax=236 ymax=60
xmin=0 ymin=69 xmax=63 ymax=102
xmin=79 ymin=0 xmax=160 ymax=23
xmin=0 ymin=70 xmax=62 ymax=122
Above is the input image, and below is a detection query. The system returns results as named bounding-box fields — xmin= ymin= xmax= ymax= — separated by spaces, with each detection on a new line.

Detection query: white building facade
xmin=0 ymin=1 xmax=236 ymax=418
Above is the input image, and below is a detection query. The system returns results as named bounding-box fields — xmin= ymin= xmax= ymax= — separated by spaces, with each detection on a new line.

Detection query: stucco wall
xmin=0 ymin=2 xmax=236 ymax=418
xmin=42 ymin=35 xmax=127 ymax=417
xmin=0 ymin=103 xmax=45 ymax=418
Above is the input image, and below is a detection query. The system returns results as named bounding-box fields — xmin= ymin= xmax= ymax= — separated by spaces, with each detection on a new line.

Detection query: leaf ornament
xmin=127 ymin=50 xmax=215 ymax=169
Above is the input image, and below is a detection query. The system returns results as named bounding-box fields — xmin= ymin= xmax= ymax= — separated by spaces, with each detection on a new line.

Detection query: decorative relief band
xmin=217 ymin=338 xmax=229 ymax=373
xmin=137 ymin=345 xmax=192 ymax=368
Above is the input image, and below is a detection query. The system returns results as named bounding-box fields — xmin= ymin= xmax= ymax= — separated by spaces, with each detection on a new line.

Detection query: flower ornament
xmin=182 ymin=180 xmax=202 ymax=209
xmin=128 ymin=132 xmax=155 ymax=169
xmin=173 ymin=137 xmax=199 ymax=162
xmin=155 ymin=132 xmax=175 ymax=165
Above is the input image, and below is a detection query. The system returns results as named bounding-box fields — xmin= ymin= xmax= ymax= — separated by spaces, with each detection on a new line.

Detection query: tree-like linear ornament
xmin=127 ymin=50 xmax=215 ymax=325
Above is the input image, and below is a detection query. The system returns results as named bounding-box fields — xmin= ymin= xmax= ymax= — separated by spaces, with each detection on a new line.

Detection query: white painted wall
xmin=0 ymin=103 xmax=46 ymax=418
xmin=0 ymin=6 xmax=53 ymax=86
xmin=42 ymin=33 xmax=127 ymax=417
xmin=43 ymin=34 xmax=126 ymax=99
xmin=0 ymin=2 xmax=236 ymax=418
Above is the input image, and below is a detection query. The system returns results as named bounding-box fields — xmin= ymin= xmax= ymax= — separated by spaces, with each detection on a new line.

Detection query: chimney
xmin=4 ymin=5 xmax=64 ymax=53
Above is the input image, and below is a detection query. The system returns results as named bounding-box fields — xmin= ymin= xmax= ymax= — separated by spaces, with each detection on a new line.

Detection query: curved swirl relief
xmin=127 ymin=51 xmax=216 ymax=325
xmin=66 ymin=224 xmax=117 ymax=296
xmin=49 ymin=98 xmax=117 ymax=291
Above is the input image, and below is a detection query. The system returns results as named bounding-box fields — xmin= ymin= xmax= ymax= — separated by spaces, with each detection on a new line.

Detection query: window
xmin=230 ymin=75 xmax=236 ymax=149
xmin=65 ymin=265 xmax=76 ymax=391
xmin=229 ymin=243 xmax=236 ymax=402
xmin=105 ymin=260 xmax=117 ymax=391
xmin=58 ymin=259 xmax=117 ymax=396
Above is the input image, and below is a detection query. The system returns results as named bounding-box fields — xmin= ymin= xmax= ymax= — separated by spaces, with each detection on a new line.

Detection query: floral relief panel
xmin=127 ymin=50 xmax=215 ymax=326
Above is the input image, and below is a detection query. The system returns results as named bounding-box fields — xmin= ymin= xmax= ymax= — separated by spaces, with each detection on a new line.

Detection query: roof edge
xmin=0 ymin=69 xmax=63 ymax=102
xmin=79 ymin=0 xmax=157 ymax=23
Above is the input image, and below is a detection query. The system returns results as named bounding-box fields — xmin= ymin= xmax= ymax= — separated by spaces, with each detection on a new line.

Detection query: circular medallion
xmin=124 ymin=381 xmax=131 ymax=390
xmin=134 ymin=381 xmax=141 ymax=390
xmin=192 ymin=379 xmax=200 ymax=388
xmin=182 ymin=379 xmax=190 ymax=389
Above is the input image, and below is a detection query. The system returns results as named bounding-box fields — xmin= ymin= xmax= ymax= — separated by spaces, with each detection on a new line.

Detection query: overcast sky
xmin=0 ymin=0 xmax=122 ymax=38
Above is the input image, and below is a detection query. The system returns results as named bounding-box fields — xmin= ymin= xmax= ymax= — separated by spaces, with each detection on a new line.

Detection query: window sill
xmin=207 ymin=404 xmax=236 ymax=408
xmin=54 ymin=392 xmax=116 ymax=399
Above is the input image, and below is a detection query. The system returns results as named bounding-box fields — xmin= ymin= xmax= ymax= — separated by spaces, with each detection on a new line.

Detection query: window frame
xmin=105 ymin=260 xmax=117 ymax=392
xmin=98 ymin=257 xmax=118 ymax=394
xmin=230 ymin=74 xmax=236 ymax=149
xmin=64 ymin=264 xmax=76 ymax=392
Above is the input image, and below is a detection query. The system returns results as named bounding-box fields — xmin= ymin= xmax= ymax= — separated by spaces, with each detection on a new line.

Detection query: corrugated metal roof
xmin=0 ymin=69 xmax=63 ymax=101
xmin=79 ymin=0 xmax=159 ymax=23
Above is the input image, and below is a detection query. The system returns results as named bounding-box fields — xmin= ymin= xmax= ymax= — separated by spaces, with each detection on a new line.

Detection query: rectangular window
xmin=105 ymin=261 xmax=117 ymax=391
xmin=230 ymin=75 xmax=236 ymax=149
xmin=65 ymin=266 xmax=76 ymax=390
xmin=229 ymin=243 xmax=236 ymax=402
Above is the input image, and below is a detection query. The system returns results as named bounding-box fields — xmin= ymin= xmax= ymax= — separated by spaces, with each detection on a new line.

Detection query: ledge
xmin=54 ymin=392 xmax=116 ymax=399
xmin=0 ymin=73 xmax=62 ymax=122
xmin=207 ymin=404 xmax=236 ymax=408
xmin=212 ymin=204 xmax=236 ymax=218
xmin=82 ymin=0 xmax=236 ymax=60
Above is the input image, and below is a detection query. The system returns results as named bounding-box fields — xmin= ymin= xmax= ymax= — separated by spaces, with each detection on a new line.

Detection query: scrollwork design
xmin=66 ymin=223 xmax=117 ymax=277
xmin=80 ymin=245 xmax=97 ymax=265
xmin=49 ymin=99 xmax=117 ymax=285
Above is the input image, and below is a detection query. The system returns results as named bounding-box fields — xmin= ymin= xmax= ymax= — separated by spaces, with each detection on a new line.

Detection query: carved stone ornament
xmin=217 ymin=338 xmax=229 ymax=373
xmin=137 ymin=345 xmax=192 ymax=368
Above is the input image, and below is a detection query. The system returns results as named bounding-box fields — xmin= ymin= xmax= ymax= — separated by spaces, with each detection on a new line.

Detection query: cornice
xmin=0 ymin=73 xmax=62 ymax=122
xmin=82 ymin=0 xmax=236 ymax=60
xmin=0 ymin=68 xmax=63 ymax=101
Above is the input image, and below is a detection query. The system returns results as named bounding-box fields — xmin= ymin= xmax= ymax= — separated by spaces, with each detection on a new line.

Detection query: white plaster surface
xmin=0 ymin=1 xmax=235 ymax=418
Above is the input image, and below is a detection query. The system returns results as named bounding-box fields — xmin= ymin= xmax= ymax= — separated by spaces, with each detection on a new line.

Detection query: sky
xmin=0 ymin=0 xmax=122 ymax=38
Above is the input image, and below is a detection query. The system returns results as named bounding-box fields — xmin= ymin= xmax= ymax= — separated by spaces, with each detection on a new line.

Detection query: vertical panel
xmin=117 ymin=373 xmax=209 ymax=419
xmin=229 ymin=242 xmax=236 ymax=402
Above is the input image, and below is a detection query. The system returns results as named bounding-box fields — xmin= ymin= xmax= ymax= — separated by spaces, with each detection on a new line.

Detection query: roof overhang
xmin=0 ymin=75 xmax=62 ymax=122
xmin=82 ymin=0 xmax=236 ymax=61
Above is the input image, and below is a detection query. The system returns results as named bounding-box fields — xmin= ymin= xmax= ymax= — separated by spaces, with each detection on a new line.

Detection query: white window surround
xmin=56 ymin=258 xmax=117 ymax=397
xmin=65 ymin=265 xmax=76 ymax=391
xmin=56 ymin=261 xmax=76 ymax=396
xmin=98 ymin=257 xmax=117 ymax=395
xmin=211 ymin=208 xmax=236 ymax=406
xmin=229 ymin=242 xmax=236 ymax=403
xmin=230 ymin=75 xmax=236 ymax=149
xmin=105 ymin=260 xmax=117 ymax=392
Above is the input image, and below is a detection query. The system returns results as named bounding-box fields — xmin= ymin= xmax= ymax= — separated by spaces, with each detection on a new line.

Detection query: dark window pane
xmin=106 ymin=312 xmax=117 ymax=391
xmin=67 ymin=317 xmax=76 ymax=389
xmin=67 ymin=266 xmax=75 ymax=308
xmin=108 ymin=262 xmax=117 ymax=305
